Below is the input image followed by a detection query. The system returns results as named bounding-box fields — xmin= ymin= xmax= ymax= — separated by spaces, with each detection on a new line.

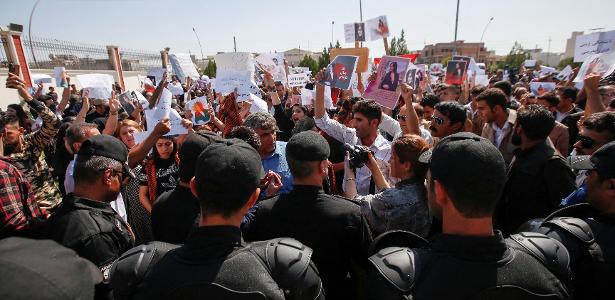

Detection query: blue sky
xmin=1 ymin=0 xmax=614 ymax=57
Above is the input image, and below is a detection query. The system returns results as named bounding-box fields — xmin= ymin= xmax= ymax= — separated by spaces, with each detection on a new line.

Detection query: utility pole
xmin=453 ymin=0 xmax=460 ymax=55
xmin=233 ymin=36 xmax=237 ymax=52
xmin=546 ymin=37 xmax=552 ymax=66
xmin=192 ymin=27 xmax=205 ymax=63
xmin=331 ymin=21 xmax=334 ymax=44
xmin=359 ymin=0 xmax=363 ymax=47
xmin=28 ymin=0 xmax=42 ymax=68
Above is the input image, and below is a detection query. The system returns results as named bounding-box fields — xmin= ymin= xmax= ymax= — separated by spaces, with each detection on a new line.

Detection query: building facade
xmin=283 ymin=48 xmax=322 ymax=66
xmin=418 ymin=40 xmax=499 ymax=65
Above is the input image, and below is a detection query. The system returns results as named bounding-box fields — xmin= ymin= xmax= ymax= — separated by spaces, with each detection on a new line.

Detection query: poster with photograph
xmin=555 ymin=65 xmax=573 ymax=81
xmin=319 ymin=55 xmax=359 ymax=90
xmin=330 ymin=47 xmax=370 ymax=73
xmin=186 ymin=96 xmax=211 ymax=125
xmin=255 ymin=54 xmax=279 ymax=75
xmin=452 ymin=55 xmax=471 ymax=75
xmin=344 ymin=23 xmax=366 ymax=43
xmin=365 ymin=16 xmax=389 ymax=41
xmin=430 ymin=63 xmax=444 ymax=74
xmin=146 ymin=68 xmax=166 ymax=87
xmin=530 ymin=82 xmax=556 ymax=96
xmin=444 ymin=60 xmax=467 ymax=85
xmin=169 ymin=53 xmax=200 ymax=83
xmin=118 ymin=91 xmax=136 ymax=115
xmin=364 ymin=56 xmax=411 ymax=109
xmin=54 ymin=67 xmax=68 ymax=88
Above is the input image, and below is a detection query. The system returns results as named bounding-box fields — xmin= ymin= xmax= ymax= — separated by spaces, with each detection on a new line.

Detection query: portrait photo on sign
xmin=364 ymin=56 xmax=411 ymax=109
xmin=378 ymin=61 xmax=403 ymax=91
xmin=365 ymin=16 xmax=389 ymax=41
xmin=530 ymin=82 xmax=556 ymax=96
xmin=445 ymin=60 xmax=467 ymax=85
xmin=320 ymin=55 xmax=359 ymax=90
xmin=354 ymin=23 xmax=366 ymax=42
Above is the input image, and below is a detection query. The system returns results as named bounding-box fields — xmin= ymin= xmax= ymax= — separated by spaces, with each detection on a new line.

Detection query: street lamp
xmin=192 ymin=27 xmax=205 ymax=63
xmin=477 ymin=17 xmax=494 ymax=62
xmin=453 ymin=0 xmax=460 ymax=55
xmin=28 ymin=0 xmax=42 ymax=69
xmin=331 ymin=21 xmax=334 ymax=44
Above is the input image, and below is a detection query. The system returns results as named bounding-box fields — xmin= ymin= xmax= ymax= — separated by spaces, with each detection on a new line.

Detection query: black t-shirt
xmin=85 ymin=111 xmax=107 ymax=123
xmin=139 ymin=158 xmax=179 ymax=198
xmin=151 ymin=185 xmax=200 ymax=244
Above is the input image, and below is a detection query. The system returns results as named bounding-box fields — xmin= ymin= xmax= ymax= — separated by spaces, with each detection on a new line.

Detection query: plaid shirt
xmin=0 ymin=157 xmax=47 ymax=236
xmin=220 ymin=93 xmax=243 ymax=137
xmin=8 ymin=100 xmax=62 ymax=211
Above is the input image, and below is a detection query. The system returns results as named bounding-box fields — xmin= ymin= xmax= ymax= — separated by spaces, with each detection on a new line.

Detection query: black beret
xmin=286 ymin=131 xmax=330 ymax=162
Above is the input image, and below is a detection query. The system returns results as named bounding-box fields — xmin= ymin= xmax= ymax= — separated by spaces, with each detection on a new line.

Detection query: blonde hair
xmin=115 ymin=119 xmax=142 ymax=137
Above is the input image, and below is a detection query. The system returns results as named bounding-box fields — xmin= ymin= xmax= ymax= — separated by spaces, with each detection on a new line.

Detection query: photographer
xmin=344 ymin=135 xmax=432 ymax=237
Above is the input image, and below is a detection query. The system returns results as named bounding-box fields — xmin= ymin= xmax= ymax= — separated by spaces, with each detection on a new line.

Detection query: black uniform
xmin=132 ymin=226 xmax=324 ymax=300
xmin=366 ymin=231 xmax=572 ymax=300
xmin=43 ymin=194 xmax=135 ymax=281
xmin=537 ymin=204 xmax=615 ymax=300
xmin=242 ymin=185 xmax=373 ymax=299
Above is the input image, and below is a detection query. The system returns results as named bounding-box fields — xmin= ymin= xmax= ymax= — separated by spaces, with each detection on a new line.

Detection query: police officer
xmin=366 ymin=132 xmax=572 ymax=299
xmin=124 ymin=139 xmax=324 ymax=300
xmin=43 ymin=135 xmax=135 ymax=281
xmin=536 ymin=141 xmax=615 ymax=299
xmin=242 ymin=131 xmax=373 ymax=300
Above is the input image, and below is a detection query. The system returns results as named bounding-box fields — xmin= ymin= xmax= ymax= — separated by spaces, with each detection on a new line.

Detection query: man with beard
xmin=496 ymin=105 xmax=576 ymax=235
xmin=476 ymin=88 xmax=518 ymax=166
xmin=4 ymin=74 xmax=62 ymax=212
xmin=314 ymin=72 xmax=393 ymax=196
xmin=43 ymin=135 xmax=135 ymax=289
xmin=429 ymin=101 xmax=467 ymax=140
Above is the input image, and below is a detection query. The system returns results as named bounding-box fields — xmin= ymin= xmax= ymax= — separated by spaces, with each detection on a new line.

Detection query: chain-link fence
xmin=0 ymin=35 xmax=161 ymax=71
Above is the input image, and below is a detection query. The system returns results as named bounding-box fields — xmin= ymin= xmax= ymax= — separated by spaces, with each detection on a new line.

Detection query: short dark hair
xmin=493 ymin=80 xmax=512 ymax=96
xmin=353 ymin=99 xmax=382 ymax=123
xmin=0 ymin=114 xmax=19 ymax=132
xmin=74 ymin=155 xmax=122 ymax=185
xmin=560 ymin=87 xmax=578 ymax=102
xmin=244 ymin=112 xmax=278 ymax=131
xmin=65 ymin=123 xmax=99 ymax=147
xmin=470 ymin=85 xmax=487 ymax=97
xmin=420 ymin=94 xmax=440 ymax=108
xmin=228 ymin=126 xmax=261 ymax=151
xmin=286 ymin=155 xmax=318 ymax=179
xmin=434 ymin=101 xmax=467 ymax=125
xmin=537 ymin=92 xmax=559 ymax=107
xmin=393 ymin=135 xmax=429 ymax=180
xmin=516 ymin=104 xmax=555 ymax=141
xmin=476 ymin=88 xmax=507 ymax=110
xmin=583 ymin=112 xmax=615 ymax=142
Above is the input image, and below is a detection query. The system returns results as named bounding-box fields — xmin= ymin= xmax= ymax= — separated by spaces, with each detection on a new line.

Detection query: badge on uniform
xmin=115 ymin=219 xmax=123 ymax=232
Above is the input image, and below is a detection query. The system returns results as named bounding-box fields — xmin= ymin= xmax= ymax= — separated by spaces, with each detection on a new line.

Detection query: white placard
xmin=168 ymin=81 xmax=184 ymax=95
xmin=31 ymin=74 xmax=52 ymax=84
xmin=255 ymin=54 xmax=278 ymax=75
xmin=574 ymin=30 xmax=615 ymax=63
xmin=344 ymin=23 xmax=355 ymax=43
xmin=288 ymin=73 xmax=309 ymax=87
xmin=144 ymin=107 xmax=188 ymax=136
xmin=169 ymin=53 xmax=200 ymax=83
xmin=574 ymin=51 xmax=615 ymax=83
xmin=524 ymin=60 xmax=537 ymax=68
xmin=77 ymin=74 xmax=114 ymax=99
xmin=474 ymin=74 xmax=489 ymax=86
xmin=54 ymin=67 xmax=67 ymax=87
xmin=555 ymin=65 xmax=573 ymax=81
xmin=248 ymin=93 xmax=269 ymax=114
xmin=301 ymin=88 xmax=314 ymax=106
xmin=540 ymin=66 xmax=556 ymax=76
xmin=146 ymin=68 xmax=166 ymax=86
xmin=365 ymin=16 xmax=389 ymax=41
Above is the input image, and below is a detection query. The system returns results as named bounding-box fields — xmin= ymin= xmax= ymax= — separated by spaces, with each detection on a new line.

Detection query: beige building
xmin=564 ymin=31 xmax=584 ymax=59
xmin=418 ymin=40 xmax=498 ymax=65
xmin=283 ymin=48 xmax=322 ymax=66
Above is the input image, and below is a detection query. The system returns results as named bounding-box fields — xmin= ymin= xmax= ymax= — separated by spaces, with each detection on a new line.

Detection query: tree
xmin=389 ymin=29 xmax=410 ymax=56
xmin=334 ymin=40 xmax=341 ymax=49
xmin=202 ymin=59 xmax=216 ymax=78
xmin=557 ymin=57 xmax=582 ymax=69
xmin=299 ymin=54 xmax=319 ymax=74
xmin=497 ymin=42 xmax=529 ymax=69
xmin=441 ymin=55 xmax=452 ymax=66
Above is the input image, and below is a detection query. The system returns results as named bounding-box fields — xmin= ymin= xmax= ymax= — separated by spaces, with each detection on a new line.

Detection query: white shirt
xmin=491 ymin=121 xmax=512 ymax=149
xmin=315 ymin=113 xmax=393 ymax=196
xmin=65 ymin=156 xmax=128 ymax=222
xmin=555 ymin=107 xmax=575 ymax=123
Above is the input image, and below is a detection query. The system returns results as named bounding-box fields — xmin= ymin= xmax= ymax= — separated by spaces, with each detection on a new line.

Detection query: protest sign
xmin=133 ymin=90 xmax=148 ymax=106
xmin=555 ymin=65 xmax=573 ymax=81
xmin=269 ymin=53 xmax=287 ymax=83
xmin=77 ymin=74 xmax=114 ymax=99
xmin=54 ymin=67 xmax=68 ymax=88
xmin=574 ymin=30 xmax=615 ymax=62
xmin=524 ymin=60 xmax=537 ymax=68
xmin=169 ymin=53 xmax=200 ymax=83
xmin=289 ymin=67 xmax=311 ymax=75
xmin=474 ymin=74 xmax=489 ymax=86
xmin=255 ymin=54 xmax=279 ymax=75
xmin=364 ymin=56 xmax=411 ymax=109
xmin=288 ymin=73 xmax=309 ymax=87
xmin=452 ymin=55 xmax=472 ymax=75
xmin=365 ymin=16 xmax=389 ymax=41
xmin=167 ymin=81 xmax=184 ymax=95
xmin=248 ymin=93 xmax=268 ymax=114
xmin=330 ymin=47 xmax=370 ymax=73
xmin=185 ymin=96 xmax=211 ymax=125
xmin=430 ymin=63 xmax=444 ymax=74
xmin=144 ymin=108 xmax=188 ymax=136
xmin=118 ymin=91 xmax=136 ymax=115
xmin=404 ymin=64 xmax=419 ymax=88
xmin=344 ymin=23 xmax=366 ymax=43
xmin=529 ymin=82 xmax=556 ymax=96
xmin=320 ymin=55 xmax=359 ymax=90
xmin=215 ymin=52 xmax=254 ymax=73
xmin=573 ymin=51 xmax=615 ymax=82
xmin=215 ymin=52 xmax=259 ymax=100
xmin=540 ymin=66 xmax=556 ymax=76
xmin=146 ymin=68 xmax=166 ymax=87
xmin=300 ymin=88 xmax=314 ymax=106
xmin=31 ymin=74 xmax=52 ymax=84
xmin=445 ymin=60 xmax=467 ymax=85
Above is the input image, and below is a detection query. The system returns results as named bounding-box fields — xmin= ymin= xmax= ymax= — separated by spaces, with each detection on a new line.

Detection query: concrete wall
xmin=0 ymin=68 xmax=146 ymax=110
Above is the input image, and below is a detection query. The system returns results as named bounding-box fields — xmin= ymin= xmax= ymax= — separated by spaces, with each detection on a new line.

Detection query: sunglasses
xmin=396 ymin=114 xmax=407 ymax=122
xmin=578 ymin=135 xmax=597 ymax=149
xmin=431 ymin=115 xmax=445 ymax=125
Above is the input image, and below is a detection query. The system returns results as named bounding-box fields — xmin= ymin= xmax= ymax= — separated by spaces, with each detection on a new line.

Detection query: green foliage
xmin=334 ymin=40 xmax=341 ymax=49
xmin=496 ymin=41 xmax=529 ymax=69
xmin=389 ymin=29 xmax=410 ymax=56
xmin=202 ymin=59 xmax=216 ymax=78
xmin=557 ymin=57 xmax=582 ymax=69
xmin=299 ymin=54 xmax=319 ymax=74
xmin=441 ymin=55 xmax=452 ymax=66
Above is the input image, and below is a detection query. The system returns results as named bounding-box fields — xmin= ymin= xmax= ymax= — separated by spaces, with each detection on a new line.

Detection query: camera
xmin=344 ymin=143 xmax=371 ymax=169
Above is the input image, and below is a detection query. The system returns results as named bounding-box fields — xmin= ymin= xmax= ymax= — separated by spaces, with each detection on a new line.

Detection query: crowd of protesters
xmin=0 ymin=58 xmax=614 ymax=300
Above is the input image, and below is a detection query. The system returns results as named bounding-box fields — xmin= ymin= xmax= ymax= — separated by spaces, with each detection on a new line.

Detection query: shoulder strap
xmin=508 ymin=232 xmax=571 ymax=284
xmin=367 ymin=247 xmax=417 ymax=293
